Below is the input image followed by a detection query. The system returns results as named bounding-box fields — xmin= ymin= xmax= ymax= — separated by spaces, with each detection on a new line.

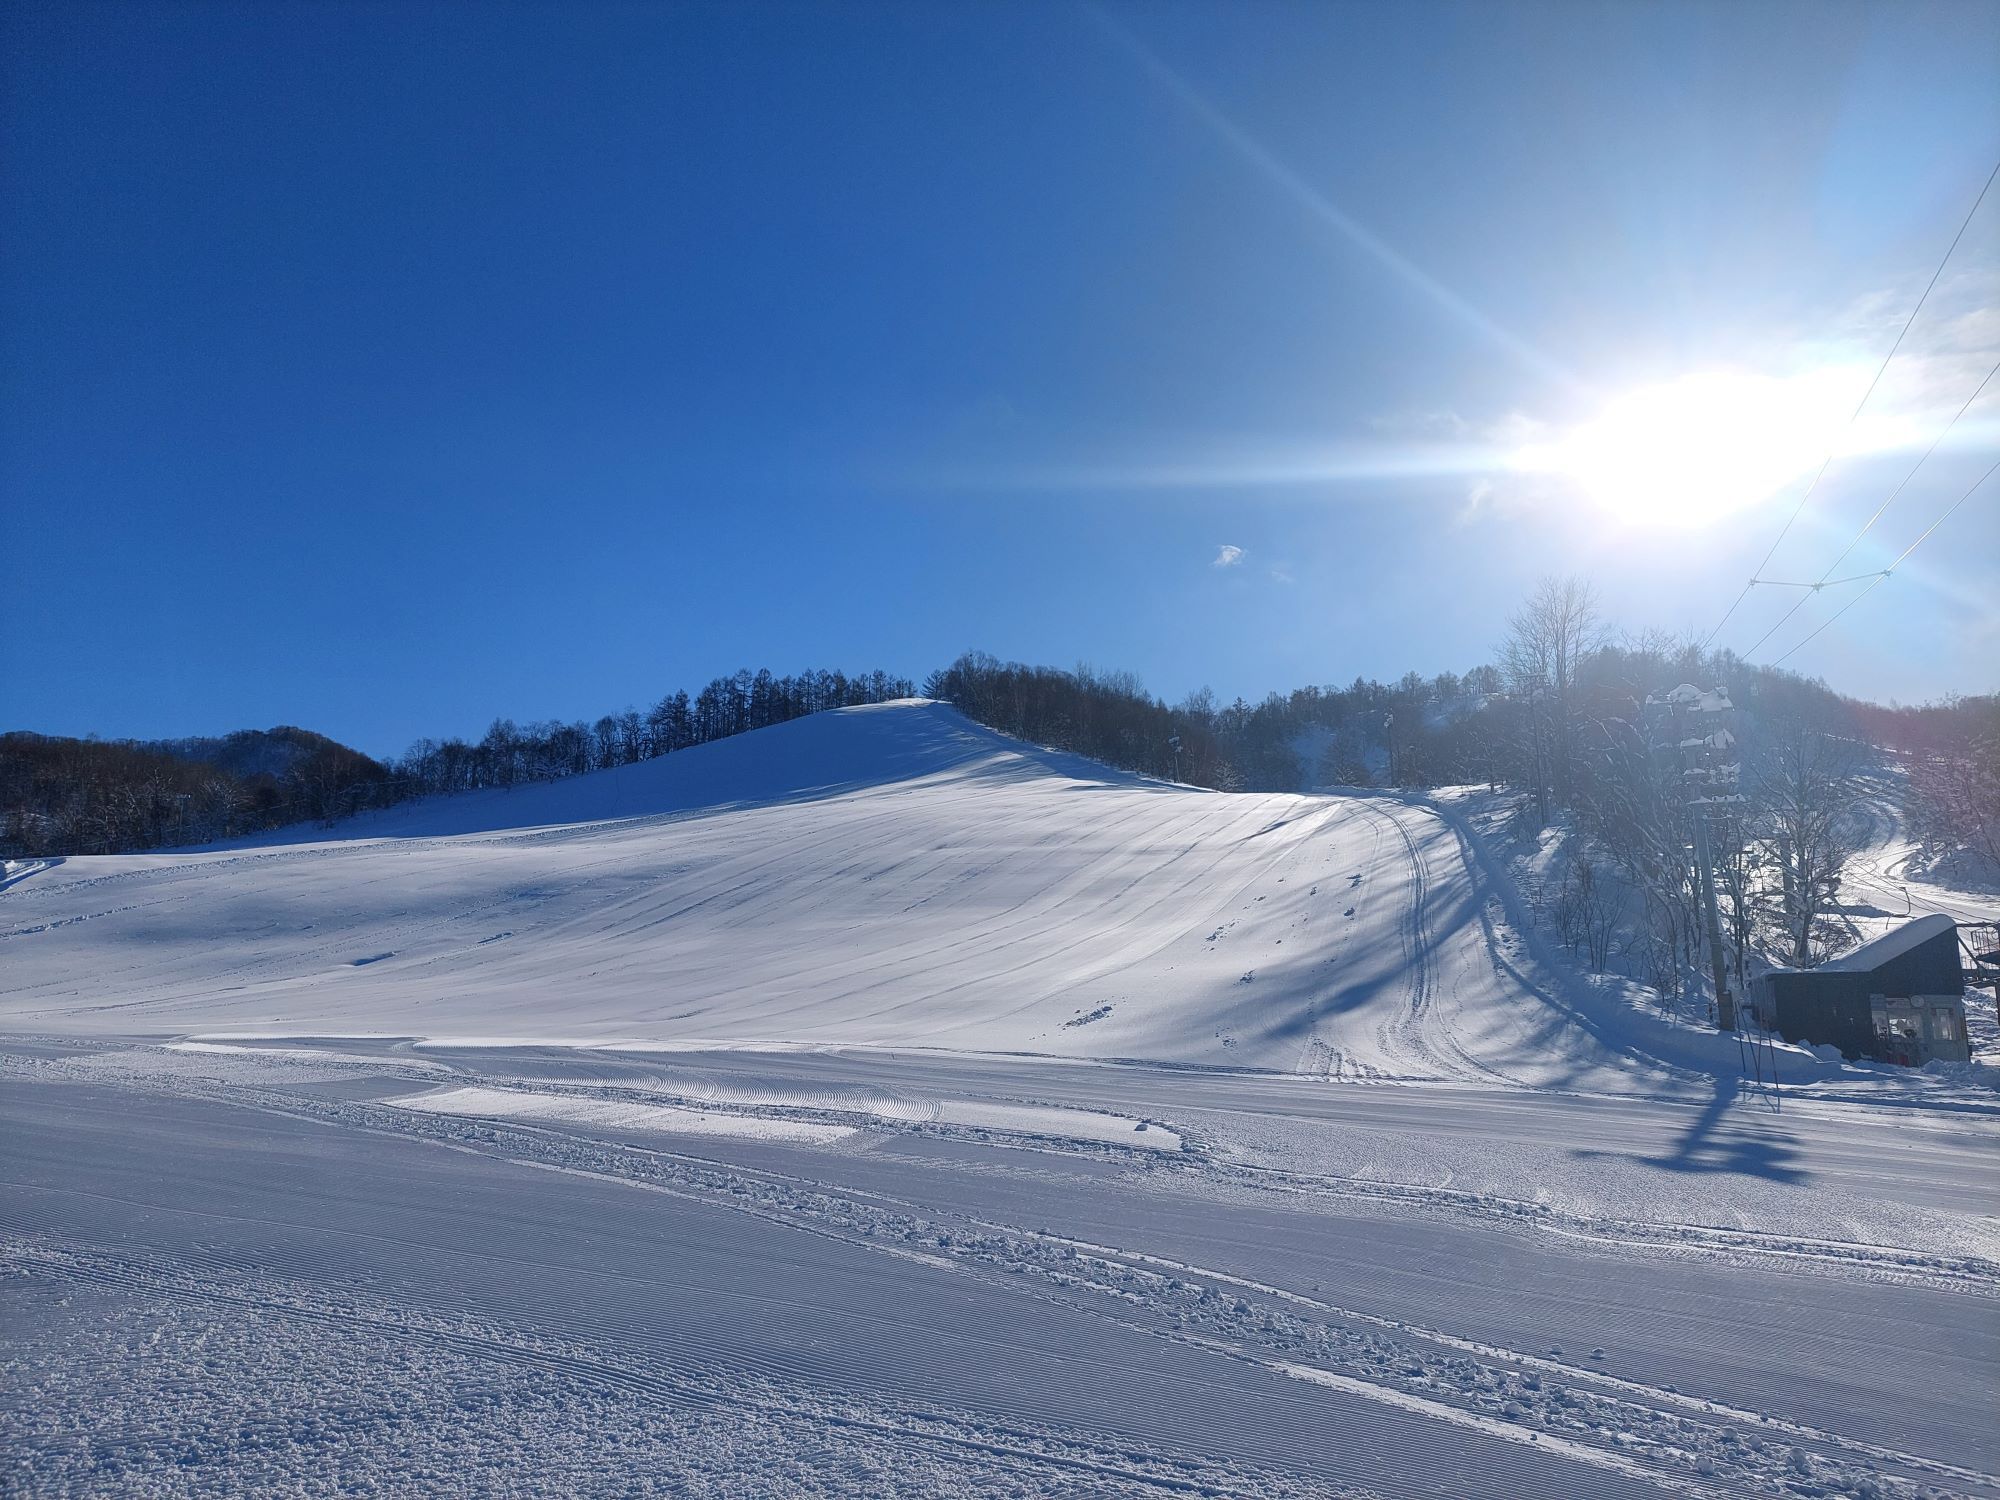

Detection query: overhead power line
xmin=1746 ymin=571 xmax=1891 ymax=591
xmin=1737 ymin=351 xmax=2000 ymax=659
xmin=1766 ymin=451 xmax=2000 ymax=667
xmin=1701 ymin=155 xmax=2000 ymax=651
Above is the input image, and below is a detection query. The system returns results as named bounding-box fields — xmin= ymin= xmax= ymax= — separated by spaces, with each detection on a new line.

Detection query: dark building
xmin=1751 ymin=913 xmax=1972 ymax=1066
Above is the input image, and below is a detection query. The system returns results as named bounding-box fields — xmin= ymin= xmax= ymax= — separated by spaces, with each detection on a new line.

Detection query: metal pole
xmin=1652 ymin=686 xmax=1738 ymax=1033
xmin=1693 ymin=799 xmax=1736 ymax=1031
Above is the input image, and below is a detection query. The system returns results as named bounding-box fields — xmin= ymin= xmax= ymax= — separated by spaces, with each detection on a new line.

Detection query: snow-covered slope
xmin=9 ymin=702 xmax=1997 ymax=1497
xmin=5 ymin=701 xmax=1737 ymax=1087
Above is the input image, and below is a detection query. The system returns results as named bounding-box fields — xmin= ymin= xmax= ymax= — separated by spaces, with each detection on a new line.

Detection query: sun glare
xmin=1512 ymin=368 xmax=1863 ymax=529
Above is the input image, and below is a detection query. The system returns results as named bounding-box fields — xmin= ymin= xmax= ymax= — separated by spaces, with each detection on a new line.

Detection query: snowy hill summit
xmin=244 ymin=698 xmax=1157 ymax=842
xmin=5 ymin=700 xmax=1754 ymax=1088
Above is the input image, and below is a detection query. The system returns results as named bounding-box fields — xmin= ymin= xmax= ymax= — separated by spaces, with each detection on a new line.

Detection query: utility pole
xmin=1648 ymin=685 xmax=1742 ymax=1031
xmin=1691 ymin=805 xmax=1735 ymax=1031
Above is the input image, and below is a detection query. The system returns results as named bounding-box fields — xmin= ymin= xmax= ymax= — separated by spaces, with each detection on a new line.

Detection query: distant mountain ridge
xmin=1 ymin=726 xmax=388 ymax=857
xmin=151 ymin=726 xmax=380 ymax=782
xmin=3 ymin=664 xmax=919 ymax=857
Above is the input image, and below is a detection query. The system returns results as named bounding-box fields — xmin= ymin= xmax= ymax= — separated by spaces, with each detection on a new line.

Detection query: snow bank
xmin=388 ymin=1085 xmax=858 ymax=1144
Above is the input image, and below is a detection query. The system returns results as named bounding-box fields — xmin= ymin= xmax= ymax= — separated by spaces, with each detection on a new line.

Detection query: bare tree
xmin=1550 ymin=849 xmax=1620 ymax=970
xmin=1568 ymin=709 xmax=1704 ymax=1002
xmin=1905 ymin=695 xmax=2000 ymax=877
xmin=1499 ymin=576 xmax=1603 ymax=824
xmin=1752 ymin=716 xmax=1866 ymax=967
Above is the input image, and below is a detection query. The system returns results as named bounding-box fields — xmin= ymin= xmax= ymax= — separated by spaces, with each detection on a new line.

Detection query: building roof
xmin=1650 ymin=684 xmax=1731 ymax=713
xmin=1820 ymin=913 xmax=1956 ymax=973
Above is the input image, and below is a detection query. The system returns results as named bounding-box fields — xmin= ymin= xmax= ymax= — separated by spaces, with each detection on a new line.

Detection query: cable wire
xmin=1766 ymin=451 xmax=2000 ymax=667
xmin=1737 ymin=352 xmax=2000 ymax=658
xmin=1746 ymin=571 xmax=1889 ymax=590
xmin=1701 ymin=155 xmax=2000 ymax=651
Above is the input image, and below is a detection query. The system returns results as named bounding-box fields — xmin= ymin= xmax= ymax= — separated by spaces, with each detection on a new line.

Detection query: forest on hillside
xmin=0 ymin=728 xmax=388 ymax=860
xmin=927 ymin=581 xmax=1997 ymax=997
xmin=1 ymin=668 xmax=914 ymax=857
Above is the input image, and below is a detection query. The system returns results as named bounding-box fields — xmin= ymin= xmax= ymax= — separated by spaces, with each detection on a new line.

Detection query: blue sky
xmin=4 ymin=0 xmax=1997 ymax=758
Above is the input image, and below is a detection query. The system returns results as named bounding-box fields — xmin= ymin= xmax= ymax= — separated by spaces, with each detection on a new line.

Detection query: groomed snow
xmin=389 ymin=1084 xmax=858 ymax=1144
xmin=381 ymin=1079 xmax=1179 ymax=1152
xmin=163 ymin=1039 xmax=449 ymax=1070
xmin=6 ymin=702 xmax=1998 ymax=1496
xmin=0 ymin=700 xmax=1763 ymax=1091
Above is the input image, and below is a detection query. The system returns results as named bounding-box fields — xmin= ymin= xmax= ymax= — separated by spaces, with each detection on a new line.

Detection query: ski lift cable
xmin=1700 ymin=155 xmax=2000 ymax=652
xmin=1745 ymin=571 xmax=1890 ymax=590
xmin=1766 ymin=451 xmax=2000 ymax=667
xmin=1737 ymin=351 xmax=2000 ymax=658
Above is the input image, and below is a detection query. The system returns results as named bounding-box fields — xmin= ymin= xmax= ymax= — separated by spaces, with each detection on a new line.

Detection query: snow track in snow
xmin=6 ymin=703 xmax=1997 ymax=1494
xmin=5 ymin=1043 xmax=1992 ymax=1497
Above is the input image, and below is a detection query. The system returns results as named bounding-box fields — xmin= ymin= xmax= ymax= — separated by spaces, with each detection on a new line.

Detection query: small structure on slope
xmin=1751 ymin=914 xmax=1972 ymax=1066
xmin=1961 ymin=920 xmax=2000 ymax=1021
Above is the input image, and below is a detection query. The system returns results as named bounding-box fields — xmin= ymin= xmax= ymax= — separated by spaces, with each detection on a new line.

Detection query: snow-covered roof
xmin=1820 ymin=913 xmax=1956 ymax=973
xmin=1677 ymin=729 xmax=1735 ymax=751
xmin=1651 ymin=684 xmax=1731 ymax=713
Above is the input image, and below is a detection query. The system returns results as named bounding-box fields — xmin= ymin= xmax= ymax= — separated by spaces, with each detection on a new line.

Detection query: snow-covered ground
xmin=0 ymin=701 xmax=1791 ymax=1088
xmin=4 ymin=702 xmax=1996 ymax=1496
xmin=1845 ymin=777 xmax=2000 ymax=932
xmin=1434 ymin=774 xmax=2000 ymax=1085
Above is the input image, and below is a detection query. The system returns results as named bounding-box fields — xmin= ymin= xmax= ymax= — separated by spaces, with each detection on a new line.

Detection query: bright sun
xmin=1511 ymin=368 xmax=1862 ymax=529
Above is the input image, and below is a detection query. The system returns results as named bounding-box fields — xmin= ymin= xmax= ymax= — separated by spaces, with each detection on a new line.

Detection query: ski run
xmin=4 ymin=701 xmax=1996 ymax=1497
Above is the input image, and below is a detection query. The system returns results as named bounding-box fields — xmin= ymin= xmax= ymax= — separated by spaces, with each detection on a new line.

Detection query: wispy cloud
xmin=1454 ymin=477 xmax=1498 ymax=528
xmin=1770 ymin=268 xmax=2000 ymax=455
xmin=1213 ymin=544 xmax=1245 ymax=568
xmin=1367 ymin=410 xmax=1473 ymax=440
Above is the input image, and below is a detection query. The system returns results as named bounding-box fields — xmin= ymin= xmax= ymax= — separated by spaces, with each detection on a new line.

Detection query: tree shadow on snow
xmin=1573 ymin=1075 xmax=1808 ymax=1184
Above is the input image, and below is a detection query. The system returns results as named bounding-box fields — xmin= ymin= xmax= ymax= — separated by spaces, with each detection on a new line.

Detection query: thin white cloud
xmin=1213 ymin=544 xmax=1245 ymax=567
xmin=1782 ymin=268 xmax=2000 ymax=454
xmin=1454 ymin=477 xmax=1498 ymax=528
xmin=1368 ymin=410 xmax=1473 ymax=439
